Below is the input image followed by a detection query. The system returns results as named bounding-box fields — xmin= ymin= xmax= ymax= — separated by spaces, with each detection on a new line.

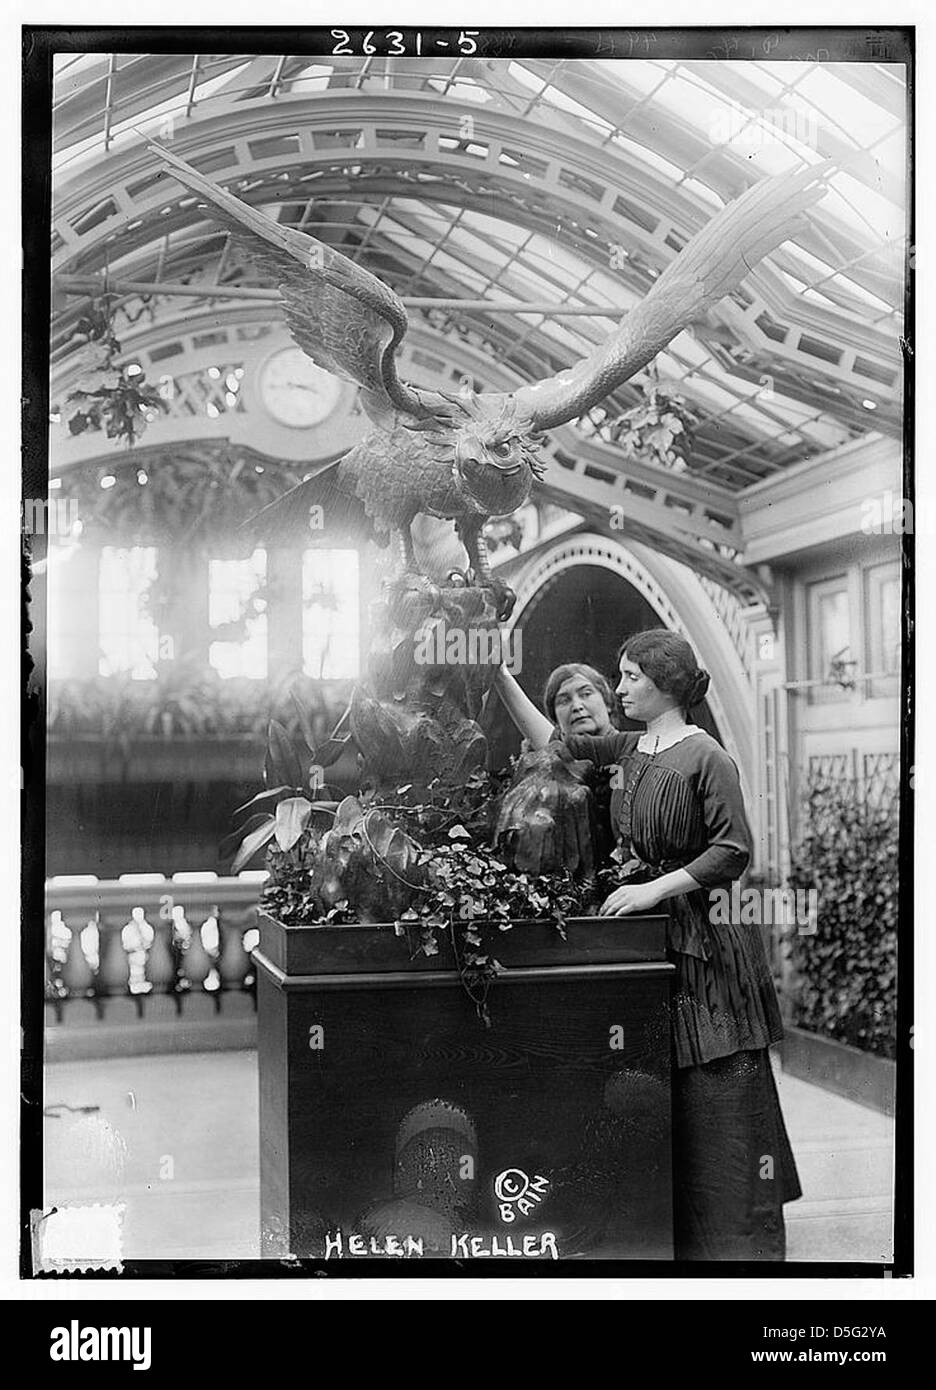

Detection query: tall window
xmin=806 ymin=574 xmax=852 ymax=704
xmin=302 ymin=550 xmax=359 ymax=679
xmin=208 ymin=549 xmax=267 ymax=679
xmin=864 ymin=560 xmax=901 ymax=699
xmin=98 ymin=547 xmax=159 ymax=680
xmin=47 ymin=548 xmax=89 ymax=679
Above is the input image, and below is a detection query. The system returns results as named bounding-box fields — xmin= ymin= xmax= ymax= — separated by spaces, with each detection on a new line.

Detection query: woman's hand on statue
xmin=599 ymin=882 xmax=663 ymax=917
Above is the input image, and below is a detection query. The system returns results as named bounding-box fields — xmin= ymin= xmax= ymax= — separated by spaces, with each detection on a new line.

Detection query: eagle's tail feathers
xmin=240 ymin=462 xmax=376 ymax=547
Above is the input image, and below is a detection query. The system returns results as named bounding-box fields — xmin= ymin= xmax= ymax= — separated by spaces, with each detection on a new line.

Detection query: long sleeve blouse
xmin=562 ymin=729 xmax=752 ymax=887
xmin=562 ymin=728 xmax=783 ymax=1069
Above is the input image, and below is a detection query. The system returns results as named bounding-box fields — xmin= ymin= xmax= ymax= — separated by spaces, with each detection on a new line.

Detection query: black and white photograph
xmin=21 ymin=22 xmax=914 ymax=1287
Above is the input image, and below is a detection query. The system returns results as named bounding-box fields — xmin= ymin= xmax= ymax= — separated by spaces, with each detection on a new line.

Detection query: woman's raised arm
xmin=492 ymin=666 xmax=555 ymax=748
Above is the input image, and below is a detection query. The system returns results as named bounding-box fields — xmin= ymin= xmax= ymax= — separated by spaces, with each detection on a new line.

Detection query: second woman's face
xmin=553 ymin=676 xmax=613 ymax=736
xmin=615 ymin=657 xmax=674 ymax=724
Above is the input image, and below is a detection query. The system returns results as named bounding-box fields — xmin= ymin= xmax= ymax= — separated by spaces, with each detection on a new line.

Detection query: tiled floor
xmin=777 ymin=1066 xmax=894 ymax=1263
xmin=42 ymin=1052 xmax=261 ymax=1261
xmin=40 ymin=1049 xmax=894 ymax=1264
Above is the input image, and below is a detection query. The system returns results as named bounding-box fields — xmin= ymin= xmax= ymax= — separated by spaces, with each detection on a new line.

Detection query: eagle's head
xmin=445 ymin=393 xmax=545 ymax=518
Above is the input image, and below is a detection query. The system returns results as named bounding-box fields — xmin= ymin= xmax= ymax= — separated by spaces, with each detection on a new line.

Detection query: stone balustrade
xmin=44 ymin=871 xmax=267 ymax=1057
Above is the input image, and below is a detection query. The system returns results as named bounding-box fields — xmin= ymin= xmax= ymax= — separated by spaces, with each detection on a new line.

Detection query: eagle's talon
xmin=484 ymin=579 xmax=517 ymax=621
xmin=388 ymin=572 xmax=442 ymax=619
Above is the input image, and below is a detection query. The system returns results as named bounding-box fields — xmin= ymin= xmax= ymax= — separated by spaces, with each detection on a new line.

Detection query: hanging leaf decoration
xmin=60 ymin=297 xmax=168 ymax=445
xmin=605 ymin=381 xmax=700 ymax=473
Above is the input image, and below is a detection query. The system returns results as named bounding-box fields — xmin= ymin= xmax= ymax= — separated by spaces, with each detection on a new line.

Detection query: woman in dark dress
xmin=495 ymin=628 xmax=801 ymax=1260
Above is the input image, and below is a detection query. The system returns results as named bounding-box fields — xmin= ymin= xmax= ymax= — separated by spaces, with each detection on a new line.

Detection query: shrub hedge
xmin=787 ymin=774 xmax=899 ymax=1059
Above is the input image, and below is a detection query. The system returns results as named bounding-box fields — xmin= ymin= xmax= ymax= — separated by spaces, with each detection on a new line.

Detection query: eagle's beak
xmin=452 ymin=436 xmax=527 ymax=515
xmin=456 ymin=437 xmax=521 ymax=476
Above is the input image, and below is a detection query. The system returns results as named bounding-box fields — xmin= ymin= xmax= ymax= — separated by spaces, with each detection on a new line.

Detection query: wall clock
xmin=258 ymin=347 xmax=343 ymax=428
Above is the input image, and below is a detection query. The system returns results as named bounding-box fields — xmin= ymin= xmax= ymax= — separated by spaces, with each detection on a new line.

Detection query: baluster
xmin=243 ymin=927 xmax=260 ymax=1009
xmin=44 ymin=949 xmax=63 ymax=1024
xmin=47 ymin=908 xmax=70 ymax=966
xmin=165 ymin=906 xmax=190 ymax=1014
xmin=44 ymin=912 xmax=63 ymax=993
xmin=60 ymin=914 xmax=95 ymax=997
xmin=180 ymin=911 xmax=213 ymax=990
xmin=125 ymin=908 xmax=155 ymax=1010
xmin=218 ymin=905 xmax=252 ymax=990
xmin=99 ymin=925 xmax=131 ymax=996
xmin=145 ymin=919 xmax=178 ymax=994
xmin=97 ymin=905 xmax=132 ymax=1000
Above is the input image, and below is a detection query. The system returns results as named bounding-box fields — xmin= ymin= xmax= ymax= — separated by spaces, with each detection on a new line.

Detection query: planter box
xmin=780 ymin=1025 xmax=896 ymax=1115
xmin=254 ymin=911 xmax=675 ymax=1263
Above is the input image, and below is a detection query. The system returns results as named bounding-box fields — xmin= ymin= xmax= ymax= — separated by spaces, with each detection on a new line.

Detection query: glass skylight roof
xmin=51 ymin=50 xmax=908 ymax=494
xmin=796 ymin=68 xmax=899 ymax=144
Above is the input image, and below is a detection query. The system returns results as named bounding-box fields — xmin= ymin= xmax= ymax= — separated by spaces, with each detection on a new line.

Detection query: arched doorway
xmin=486 ymin=551 xmax=720 ymax=768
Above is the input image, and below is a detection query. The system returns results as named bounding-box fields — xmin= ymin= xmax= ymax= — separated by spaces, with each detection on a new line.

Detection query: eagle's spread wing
xmin=149 ymin=142 xmax=441 ymax=423
xmin=512 ymin=161 xmax=835 ymax=430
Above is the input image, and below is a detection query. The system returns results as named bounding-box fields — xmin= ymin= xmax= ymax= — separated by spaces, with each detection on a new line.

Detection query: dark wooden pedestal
xmin=255 ymin=913 xmax=675 ymax=1263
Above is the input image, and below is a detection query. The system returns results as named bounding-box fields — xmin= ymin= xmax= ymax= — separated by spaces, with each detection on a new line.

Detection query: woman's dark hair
xmin=617 ymin=629 xmax=710 ymax=712
xmin=543 ymin=663 xmax=621 ymax=727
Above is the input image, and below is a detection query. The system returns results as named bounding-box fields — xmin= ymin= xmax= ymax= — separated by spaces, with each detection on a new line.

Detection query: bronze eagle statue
xmin=151 ymin=143 xmax=832 ymax=617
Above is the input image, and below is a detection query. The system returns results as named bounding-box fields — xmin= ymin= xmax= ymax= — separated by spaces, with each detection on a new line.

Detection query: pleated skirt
xmin=667 ymin=899 xmax=788 ymax=1068
xmin=672 ymin=1047 xmax=802 ymax=1262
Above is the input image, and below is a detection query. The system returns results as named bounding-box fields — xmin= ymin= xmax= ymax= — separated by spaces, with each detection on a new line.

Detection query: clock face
xmin=258 ymin=347 xmax=343 ymax=428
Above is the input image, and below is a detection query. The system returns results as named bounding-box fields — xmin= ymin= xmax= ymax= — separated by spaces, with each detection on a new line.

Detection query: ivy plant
xmin=229 ymin=709 xmax=604 ymax=1024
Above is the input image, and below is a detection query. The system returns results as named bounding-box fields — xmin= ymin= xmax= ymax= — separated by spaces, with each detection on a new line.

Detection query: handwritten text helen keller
xmin=322 ymin=1230 xmax=560 ymax=1258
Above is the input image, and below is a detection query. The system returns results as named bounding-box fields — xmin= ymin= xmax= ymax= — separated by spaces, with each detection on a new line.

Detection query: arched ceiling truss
xmin=50 ymin=53 xmax=908 ymax=605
